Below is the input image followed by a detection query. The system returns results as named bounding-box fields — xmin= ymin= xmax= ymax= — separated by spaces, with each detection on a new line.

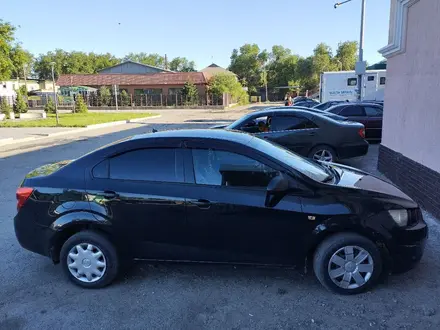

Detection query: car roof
xmin=131 ymin=128 xmax=254 ymax=144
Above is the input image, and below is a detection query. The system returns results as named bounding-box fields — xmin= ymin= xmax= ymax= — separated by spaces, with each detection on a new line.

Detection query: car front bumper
xmin=337 ymin=141 xmax=369 ymax=159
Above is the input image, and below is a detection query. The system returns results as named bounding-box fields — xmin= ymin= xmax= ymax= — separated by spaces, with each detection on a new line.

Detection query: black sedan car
xmin=14 ymin=129 xmax=427 ymax=294
xmin=213 ymin=109 xmax=368 ymax=163
xmin=326 ymin=103 xmax=384 ymax=141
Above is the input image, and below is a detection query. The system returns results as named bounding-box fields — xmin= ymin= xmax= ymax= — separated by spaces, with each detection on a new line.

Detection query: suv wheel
xmin=60 ymin=231 xmax=119 ymax=288
xmin=313 ymin=232 xmax=383 ymax=294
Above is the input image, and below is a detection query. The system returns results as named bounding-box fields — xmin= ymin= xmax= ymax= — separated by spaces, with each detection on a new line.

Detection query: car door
xmin=363 ymin=105 xmax=383 ymax=141
xmin=182 ymin=141 xmax=310 ymax=265
xmin=266 ymin=113 xmax=319 ymax=156
xmin=85 ymin=146 xmax=189 ymax=260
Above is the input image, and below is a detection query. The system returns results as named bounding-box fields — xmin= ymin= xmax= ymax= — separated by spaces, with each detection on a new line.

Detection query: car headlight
xmin=388 ymin=209 xmax=408 ymax=227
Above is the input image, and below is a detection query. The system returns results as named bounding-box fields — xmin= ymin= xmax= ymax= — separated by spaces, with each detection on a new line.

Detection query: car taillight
xmin=16 ymin=187 xmax=34 ymax=211
xmin=358 ymin=128 xmax=365 ymax=139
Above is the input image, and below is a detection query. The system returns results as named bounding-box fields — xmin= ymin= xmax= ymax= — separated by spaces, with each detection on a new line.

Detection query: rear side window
xmin=364 ymin=106 xmax=383 ymax=116
xmin=339 ymin=106 xmax=365 ymax=117
xmin=367 ymin=76 xmax=375 ymax=81
xmin=272 ymin=115 xmax=318 ymax=131
xmin=100 ymin=148 xmax=184 ymax=182
xmin=380 ymin=77 xmax=386 ymax=85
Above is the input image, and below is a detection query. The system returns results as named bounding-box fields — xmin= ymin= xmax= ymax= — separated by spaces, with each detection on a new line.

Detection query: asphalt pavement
xmin=1 ymin=110 xmax=440 ymax=330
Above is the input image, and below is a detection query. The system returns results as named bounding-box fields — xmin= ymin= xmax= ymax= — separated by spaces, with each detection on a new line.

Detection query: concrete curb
xmin=0 ymin=115 xmax=161 ymax=147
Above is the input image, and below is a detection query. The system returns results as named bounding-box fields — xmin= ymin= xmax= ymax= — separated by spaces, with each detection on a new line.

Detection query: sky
xmin=3 ymin=0 xmax=390 ymax=70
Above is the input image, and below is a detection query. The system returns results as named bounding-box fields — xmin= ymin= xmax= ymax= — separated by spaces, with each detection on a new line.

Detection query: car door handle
xmin=102 ymin=191 xmax=118 ymax=199
xmin=192 ymin=199 xmax=211 ymax=209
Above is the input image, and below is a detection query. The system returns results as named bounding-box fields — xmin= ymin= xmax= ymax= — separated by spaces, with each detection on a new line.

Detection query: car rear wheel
xmin=308 ymin=145 xmax=337 ymax=163
xmin=313 ymin=232 xmax=383 ymax=295
xmin=60 ymin=231 xmax=119 ymax=288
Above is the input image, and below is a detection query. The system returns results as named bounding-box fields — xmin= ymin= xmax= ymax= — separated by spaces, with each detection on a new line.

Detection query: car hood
xmin=329 ymin=163 xmax=416 ymax=205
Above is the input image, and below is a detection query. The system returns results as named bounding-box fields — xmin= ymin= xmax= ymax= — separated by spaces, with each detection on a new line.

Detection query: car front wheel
xmin=60 ymin=231 xmax=119 ymax=288
xmin=313 ymin=232 xmax=383 ymax=294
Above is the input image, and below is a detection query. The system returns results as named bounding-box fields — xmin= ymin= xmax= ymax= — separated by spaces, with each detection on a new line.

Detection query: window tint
xmin=364 ymin=106 xmax=383 ymax=116
xmin=339 ymin=106 xmax=365 ymax=116
xmin=367 ymin=76 xmax=375 ymax=81
xmin=347 ymin=78 xmax=357 ymax=86
xmin=192 ymin=149 xmax=278 ymax=188
xmin=109 ymin=149 xmax=184 ymax=182
xmin=240 ymin=116 xmax=272 ymax=133
xmin=327 ymin=106 xmax=344 ymax=114
xmin=272 ymin=115 xmax=317 ymax=131
xmin=380 ymin=77 xmax=386 ymax=85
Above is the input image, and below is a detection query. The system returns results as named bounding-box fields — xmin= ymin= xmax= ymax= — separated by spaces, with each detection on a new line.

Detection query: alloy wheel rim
xmin=313 ymin=149 xmax=333 ymax=162
xmin=67 ymin=243 xmax=107 ymax=283
xmin=328 ymin=245 xmax=374 ymax=289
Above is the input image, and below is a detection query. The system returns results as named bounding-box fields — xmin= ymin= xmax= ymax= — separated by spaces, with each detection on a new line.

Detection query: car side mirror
xmin=265 ymin=174 xmax=290 ymax=208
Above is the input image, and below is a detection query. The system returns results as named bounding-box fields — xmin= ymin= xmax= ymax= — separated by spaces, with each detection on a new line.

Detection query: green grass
xmin=0 ymin=112 xmax=157 ymax=127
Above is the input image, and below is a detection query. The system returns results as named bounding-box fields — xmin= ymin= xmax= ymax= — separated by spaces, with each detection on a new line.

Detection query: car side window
xmin=240 ymin=116 xmax=273 ymax=133
xmin=192 ymin=149 xmax=278 ymax=188
xmin=327 ymin=106 xmax=344 ymax=115
xmin=271 ymin=115 xmax=318 ymax=131
xmin=96 ymin=148 xmax=184 ymax=182
xmin=364 ymin=106 xmax=383 ymax=116
xmin=339 ymin=106 xmax=365 ymax=117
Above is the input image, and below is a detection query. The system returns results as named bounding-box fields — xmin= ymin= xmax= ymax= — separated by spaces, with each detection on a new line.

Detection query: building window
xmin=144 ymin=89 xmax=162 ymax=95
xmin=367 ymin=76 xmax=375 ymax=81
xmin=380 ymin=77 xmax=386 ymax=85
xmin=134 ymin=89 xmax=144 ymax=95
xmin=347 ymin=78 xmax=357 ymax=86
xmin=168 ymin=88 xmax=182 ymax=95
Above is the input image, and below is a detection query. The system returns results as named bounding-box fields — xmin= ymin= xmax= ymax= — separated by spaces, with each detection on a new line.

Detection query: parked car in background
xmin=263 ymin=106 xmax=348 ymax=122
xmin=313 ymin=100 xmax=347 ymax=111
xmin=294 ymin=99 xmax=320 ymax=108
xmin=14 ymin=129 xmax=428 ymax=294
xmin=214 ymin=108 xmax=368 ymax=162
xmin=325 ymin=103 xmax=383 ymax=141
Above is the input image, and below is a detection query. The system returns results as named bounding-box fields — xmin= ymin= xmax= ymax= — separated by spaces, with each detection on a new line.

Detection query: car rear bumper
xmin=336 ymin=141 xmax=369 ymax=159
xmin=14 ymin=210 xmax=52 ymax=258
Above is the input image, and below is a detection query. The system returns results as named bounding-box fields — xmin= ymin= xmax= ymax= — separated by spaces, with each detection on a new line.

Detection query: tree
xmin=228 ymin=44 xmax=268 ymax=94
xmin=13 ymin=92 xmax=28 ymax=113
xmin=169 ymin=57 xmax=196 ymax=72
xmin=120 ymin=90 xmax=130 ymax=106
xmin=181 ymin=81 xmax=199 ymax=105
xmin=75 ymin=94 xmax=88 ymax=113
xmin=0 ymin=20 xmax=17 ymax=80
xmin=123 ymin=52 xmax=164 ymax=68
xmin=98 ymin=86 xmax=111 ymax=106
xmin=44 ymin=97 xmax=56 ymax=113
xmin=10 ymin=45 xmax=33 ymax=79
xmin=209 ymin=73 xmax=249 ymax=105
xmin=0 ymin=97 xmax=12 ymax=118
xmin=334 ymin=41 xmax=358 ymax=71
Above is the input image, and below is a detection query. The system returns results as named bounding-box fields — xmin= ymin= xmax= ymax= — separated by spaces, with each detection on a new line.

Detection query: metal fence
xmin=1 ymin=93 xmax=227 ymax=109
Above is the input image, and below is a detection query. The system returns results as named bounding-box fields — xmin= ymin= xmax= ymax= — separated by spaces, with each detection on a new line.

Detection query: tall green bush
xmin=0 ymin=98 xmax=13 ymax=118
xmin=181 ymin=81 xmax=199 ymax=106
xmin=98 ymin=86 xmax=111 ymax=106
xmin=13 ymin=92 xmax=28 ymax=113
xmin=120 ymin=90 xmax=130 ymax=106
xmin=209 ymin=73 xmax=249 ymax=105
xmin=75 ymin=94 xmax=88 ymax=113
xmin=44 ymin=97 xmax=56 ymax=113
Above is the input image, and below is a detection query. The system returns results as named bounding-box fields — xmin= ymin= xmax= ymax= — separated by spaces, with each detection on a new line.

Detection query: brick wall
xmin=378 ymin=144 xmax=440 ymax=218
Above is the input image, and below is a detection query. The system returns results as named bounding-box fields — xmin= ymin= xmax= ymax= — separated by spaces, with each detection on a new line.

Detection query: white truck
xmin=319 ymin=70 xmax=386 ymax=102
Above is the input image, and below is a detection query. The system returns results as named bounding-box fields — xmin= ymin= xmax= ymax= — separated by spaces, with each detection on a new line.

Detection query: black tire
xmin=308 ymin=145 xmax=337 ymax=163
xmin=313 ymin=232 xmax=383 ymax=295
xmin=60 ymin=231 xmax=119 ymax=289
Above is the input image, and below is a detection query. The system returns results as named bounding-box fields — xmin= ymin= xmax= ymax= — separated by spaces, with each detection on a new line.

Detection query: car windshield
xmin=248 ymin=137 xmax=330 ymax=182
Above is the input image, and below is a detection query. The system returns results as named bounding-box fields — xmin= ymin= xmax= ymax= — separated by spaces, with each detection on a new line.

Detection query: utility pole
xmin=334 ymin=0 xmax=367 ymax=101
xmin=164 ymin=54 xmax=168 ymax=70
xmin=23 ymin=64 xmax=28 ymax=96
xmin=50 ymin=62 xmax=59 ymax=126
xmin=114 ymin=85 xmax=118 ymax=110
